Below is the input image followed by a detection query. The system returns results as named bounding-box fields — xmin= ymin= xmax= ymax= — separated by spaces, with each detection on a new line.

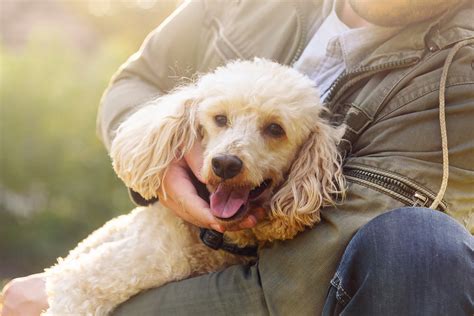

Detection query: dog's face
xmin=111 ymin=59 xmax=344 ymax=241
xmin=195 ymin=61 xmax=323 ymax=227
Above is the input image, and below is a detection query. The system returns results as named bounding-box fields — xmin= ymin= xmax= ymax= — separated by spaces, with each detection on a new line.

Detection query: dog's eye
xmin=265 ymin=123 xmax=285 ymax=138
xmin=214 ymin=115 xmax=228 ymax=127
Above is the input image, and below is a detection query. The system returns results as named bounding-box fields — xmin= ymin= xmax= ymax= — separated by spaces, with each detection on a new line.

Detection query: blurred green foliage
xmin=0 ymin=1 xmax=177 ymax=285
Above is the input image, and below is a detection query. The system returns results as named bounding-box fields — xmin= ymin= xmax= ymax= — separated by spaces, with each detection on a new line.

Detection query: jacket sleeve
xmin=96 ymin=0 xmax=207 ymax=151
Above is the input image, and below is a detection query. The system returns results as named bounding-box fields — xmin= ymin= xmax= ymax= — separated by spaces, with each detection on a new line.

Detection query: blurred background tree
xmin=0 ymin=0 xmax=178 ymax=286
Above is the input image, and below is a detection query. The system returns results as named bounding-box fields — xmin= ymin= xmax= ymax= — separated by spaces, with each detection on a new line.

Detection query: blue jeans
xmin=322 ymin=207 xmax=474 ymax=316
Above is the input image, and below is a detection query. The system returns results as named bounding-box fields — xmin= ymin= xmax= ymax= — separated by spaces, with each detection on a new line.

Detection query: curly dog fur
xmin=44 ymin=59 xmax=344 ymax=315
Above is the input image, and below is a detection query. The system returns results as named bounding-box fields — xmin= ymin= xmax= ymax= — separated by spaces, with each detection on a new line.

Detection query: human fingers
xmin=184 ymin=141 xmax=205 ymax=183
xmin=1 ymin=273 xmax=48 ymax=316
xmin=159 ymin=192 xmax=224 ymax=233
xmin=160 ymin=162 xmax=223 ymax=232
xmin=239 ymin=207 xmax=267 ymax=229
xmin=222 ymin=207 xmax=267 ymax=231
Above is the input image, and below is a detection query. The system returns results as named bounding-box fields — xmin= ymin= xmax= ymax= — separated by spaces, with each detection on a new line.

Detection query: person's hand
xmin=1 ymin=273 xmax=48 ymax=316
xmin=158 ymin=141 xmax=265 ymax=232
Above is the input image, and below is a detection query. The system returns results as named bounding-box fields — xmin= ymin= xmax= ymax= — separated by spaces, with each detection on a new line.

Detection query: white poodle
xmin=44 ymin=59 xmax=345 ymax=315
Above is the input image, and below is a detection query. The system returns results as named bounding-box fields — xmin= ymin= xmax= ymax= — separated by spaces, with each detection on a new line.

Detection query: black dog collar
xmin=199 ymin=228 xmax=258 ymax=257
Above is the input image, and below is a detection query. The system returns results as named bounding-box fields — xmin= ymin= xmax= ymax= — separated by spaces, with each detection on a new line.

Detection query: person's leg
xmin=322 ymin=207 xmax=474 ymax=316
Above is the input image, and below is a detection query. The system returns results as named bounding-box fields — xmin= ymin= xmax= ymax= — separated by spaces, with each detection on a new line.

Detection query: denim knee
xmin=324 ymin=207 xmax=474 ymax=316
xmin=348 ymin=207 xmax=472 ymax=273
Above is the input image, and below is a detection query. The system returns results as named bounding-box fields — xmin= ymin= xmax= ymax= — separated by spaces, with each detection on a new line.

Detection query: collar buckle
xmin=199 ymin=228 xmax=258 ymax=257
xmin=199 ymin=228 xmax=224 ymax=250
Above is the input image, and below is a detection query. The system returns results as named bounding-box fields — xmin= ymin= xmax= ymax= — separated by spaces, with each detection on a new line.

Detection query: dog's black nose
xmin=212 ymin=155 xmax=243 ymax=179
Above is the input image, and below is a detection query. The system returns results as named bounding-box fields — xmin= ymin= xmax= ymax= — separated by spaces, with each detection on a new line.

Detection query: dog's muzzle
xmin=211 ymin=155 xmax=243 ymax=179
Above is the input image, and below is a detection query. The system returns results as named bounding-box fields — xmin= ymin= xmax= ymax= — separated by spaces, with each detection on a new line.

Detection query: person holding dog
xmin=2 ymin=0 xmax=473 ymax=315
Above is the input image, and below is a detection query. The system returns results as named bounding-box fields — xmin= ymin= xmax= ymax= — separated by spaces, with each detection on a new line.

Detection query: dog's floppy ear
xmin=269 ymin=122 xmax=345 ymax=234
xmin=110 ymin=86 xmax=200 ymax=200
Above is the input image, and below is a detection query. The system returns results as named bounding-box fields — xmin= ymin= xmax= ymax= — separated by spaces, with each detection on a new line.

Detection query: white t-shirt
xmin=293 ymin=6 xmax=349 ymax=100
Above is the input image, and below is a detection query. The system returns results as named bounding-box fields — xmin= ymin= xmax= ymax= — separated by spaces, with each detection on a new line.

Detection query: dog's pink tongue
xmin=210 ymin=184 xmax=250 ymax=218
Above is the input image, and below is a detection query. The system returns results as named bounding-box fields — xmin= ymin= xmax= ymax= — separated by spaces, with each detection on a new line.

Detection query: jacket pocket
xmin=344 ymin=163 xmax=448 ymax=212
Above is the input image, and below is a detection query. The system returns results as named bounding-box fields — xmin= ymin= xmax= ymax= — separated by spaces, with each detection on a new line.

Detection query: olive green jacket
xmin=98 ymin=1 xmax=474 ymax=314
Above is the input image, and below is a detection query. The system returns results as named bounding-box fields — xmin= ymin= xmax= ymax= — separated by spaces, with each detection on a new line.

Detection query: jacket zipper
xmin=344 ymin=164 xmax=448 ymax=211
xmin=325 ymin=57 xmax=420 ymax=106
xmin=289 ymin=40 xmax=306 ymax=66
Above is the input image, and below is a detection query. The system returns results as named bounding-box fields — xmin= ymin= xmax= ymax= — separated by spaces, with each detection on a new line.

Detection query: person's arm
xmin=112 ymin=183 xmax=406 ymax=315
xmin=97 ymin=0 xmax=207 ymax=151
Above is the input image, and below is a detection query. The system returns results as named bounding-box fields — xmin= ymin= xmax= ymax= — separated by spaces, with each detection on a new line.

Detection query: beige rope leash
xmin=430 ymin=38 xmax=474 ymax=210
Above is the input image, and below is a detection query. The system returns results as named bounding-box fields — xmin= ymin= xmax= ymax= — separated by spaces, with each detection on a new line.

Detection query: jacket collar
xmin=303 ymin=0 xmax=474 ymax=71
